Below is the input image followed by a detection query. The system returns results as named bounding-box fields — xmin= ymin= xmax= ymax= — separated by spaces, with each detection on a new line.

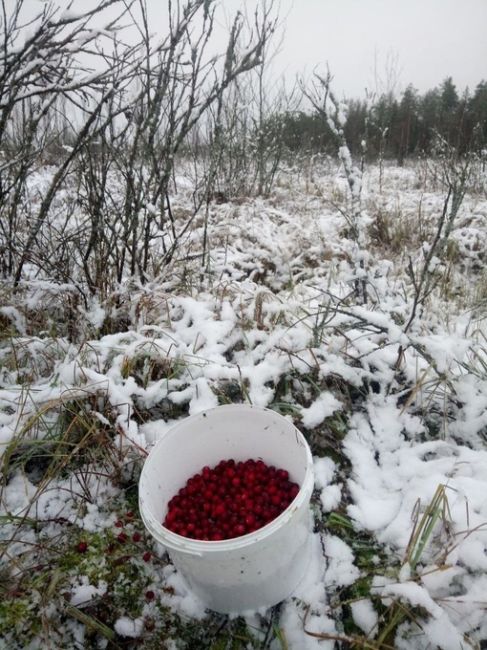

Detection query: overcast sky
xmin=280 ymin=0 xmax=487 ymax=97
xmin=20 ymin=0 xmax=487 ymax=99
xmin=209 ymin=0 xmax=487 ymax=98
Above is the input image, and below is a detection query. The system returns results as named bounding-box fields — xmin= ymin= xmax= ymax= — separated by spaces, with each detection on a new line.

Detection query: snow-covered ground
xmin=1 ymin=160 xmax=487 ymax=648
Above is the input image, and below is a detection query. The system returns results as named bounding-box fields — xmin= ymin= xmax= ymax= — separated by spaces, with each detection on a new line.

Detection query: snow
xmin=2 ymin=160 xmax=487 ymax=648
xmin=188 ymin=376 xmax=219 ymax=414
xmin=81 ymin=298 xmax=106 ymax=331
xmin=300 ymin=392 xmax=342 ymax=428
xmin=280 ymin=532 xmax=336 ymax=649
xmin=14 ymin=57 xmax=44 ymax=79
xmin=70 ymin=580 xmax=107 ymax=606
xmin=421 ymin=616 xmax=467 ymax=650
xmin=313 ymin=456 xmax=336 ymax=489
xmin=320 ymin=484 xmax=342 ymax=512
xmin=380 ymin=581 xmax=444 ymax=618
xmin=59 ymin=9 xmax=85 ymax=21
xmin=350 ymin=599 xmax=378 ymax=636
xmin=2 ymin=472 xmax=37 ymax=515
xmin=114 ymin=616 xmax=144 ymax=638
xmin=159 ymin=565 xmax=207 ymax=619
xmin=314 ymin=457 xmax=342 ymax=511
xmin=323 ymin=534 xmax=360 ymax=587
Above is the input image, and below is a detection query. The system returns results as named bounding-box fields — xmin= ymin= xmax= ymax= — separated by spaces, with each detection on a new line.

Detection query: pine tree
xmin=439 ymin=77 xmax=459 ymax=144
xmin=469 ymin=80 xmax=487 ymax=151
xmin=395 ymin=84 xmax=419 ymax=164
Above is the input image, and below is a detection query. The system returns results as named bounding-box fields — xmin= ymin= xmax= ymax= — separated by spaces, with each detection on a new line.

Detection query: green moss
xmin=0 ymin=596 xmax=42 ymax=643
xmin=0 ymin=502 xmax=168 ymax=647
xmin=0 ymin=598 xmax=30 ymax=630
xmin=168 ymin=614 xmax=267 ymax=650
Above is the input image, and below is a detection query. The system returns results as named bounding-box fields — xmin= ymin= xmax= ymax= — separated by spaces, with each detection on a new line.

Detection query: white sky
xmin=18 ymin=0 xmax=487 ymax=99
xmin=208 ymin=0 xmax=487 ymax=98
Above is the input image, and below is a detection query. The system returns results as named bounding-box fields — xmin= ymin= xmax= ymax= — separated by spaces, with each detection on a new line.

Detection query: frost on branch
xmin=302 ymin=71 xmax=368 ymax=303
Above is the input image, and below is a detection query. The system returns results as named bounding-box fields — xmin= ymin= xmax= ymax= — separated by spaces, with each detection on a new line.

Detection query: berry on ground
xmin=77 ymin=541 xmax=88 ymax=553
xmin=163 ymin=458 xmax=299 ymax=541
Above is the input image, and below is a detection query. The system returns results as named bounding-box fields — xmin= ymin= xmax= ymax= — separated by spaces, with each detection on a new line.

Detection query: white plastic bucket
xmin=139 ymin=404 xmax=314 ymax=613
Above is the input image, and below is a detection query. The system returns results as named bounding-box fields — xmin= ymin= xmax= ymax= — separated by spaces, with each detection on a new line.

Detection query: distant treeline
xmin=273 ymin=78 xmax=487 ymax=163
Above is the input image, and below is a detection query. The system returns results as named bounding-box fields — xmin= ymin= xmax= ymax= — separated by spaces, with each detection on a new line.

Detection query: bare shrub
xmin=0 ymin=0 xmax=277 ymax=302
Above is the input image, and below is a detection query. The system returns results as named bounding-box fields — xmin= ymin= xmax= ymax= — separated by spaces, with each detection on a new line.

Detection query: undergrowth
xmin=1 ymin=161 xmax=487 ymax=648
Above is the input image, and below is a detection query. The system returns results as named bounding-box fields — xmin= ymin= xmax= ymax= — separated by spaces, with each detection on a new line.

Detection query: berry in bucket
xmin=163 ymin=458 xmax=300 ymax=541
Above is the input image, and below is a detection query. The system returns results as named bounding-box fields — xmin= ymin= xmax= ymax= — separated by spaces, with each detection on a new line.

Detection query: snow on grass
xmin=300 ymin=392 xmax=342 ymax=428
xmin=324 ymin=533 xmax=361 ymax=589
xmin=350 ymin=598 xmax=378 ymax=637
xmin=280 ymin=532 xmax=336 ymax=649
xmin=1 ymin=161 xmax=487 ymax=648
xmin=70 ymin=580 xmax=108 ymax=607
xmin=114 ymin=616 xmax=145 ymax=638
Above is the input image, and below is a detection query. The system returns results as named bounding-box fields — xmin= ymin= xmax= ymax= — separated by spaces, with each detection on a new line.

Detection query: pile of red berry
xmin=163 ymin=458 xmax=300 ymax=541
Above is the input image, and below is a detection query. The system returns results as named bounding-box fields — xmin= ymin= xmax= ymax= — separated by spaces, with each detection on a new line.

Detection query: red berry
xmin=162 ymin=458 xmax=297 ymax=541
xmin=115 ymin=520 xmax=123 ymax=528
xmin=77 ymin=541 xmax=88 ymax=553
xmin=145 ymin=590 xmax=155 ymax=601
xmin=132 ymin=532 xmax=142 ymax=543
xmin=213 ymin=503 xmax=226 ymax=518
xmin=143 ymin=551 xmax=152 ymax=562
xmin=289 ymin=484 xmax=300 ymax=499
xmin=126 ymin=511 xmax=134 ymax=519
xmin=117 ymin=532 xmax=127 ymax=543
xmin=245 ymin=514 xmax=256 ymax=527
xmin=234 ymin=524 xmax=246 ymax=536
